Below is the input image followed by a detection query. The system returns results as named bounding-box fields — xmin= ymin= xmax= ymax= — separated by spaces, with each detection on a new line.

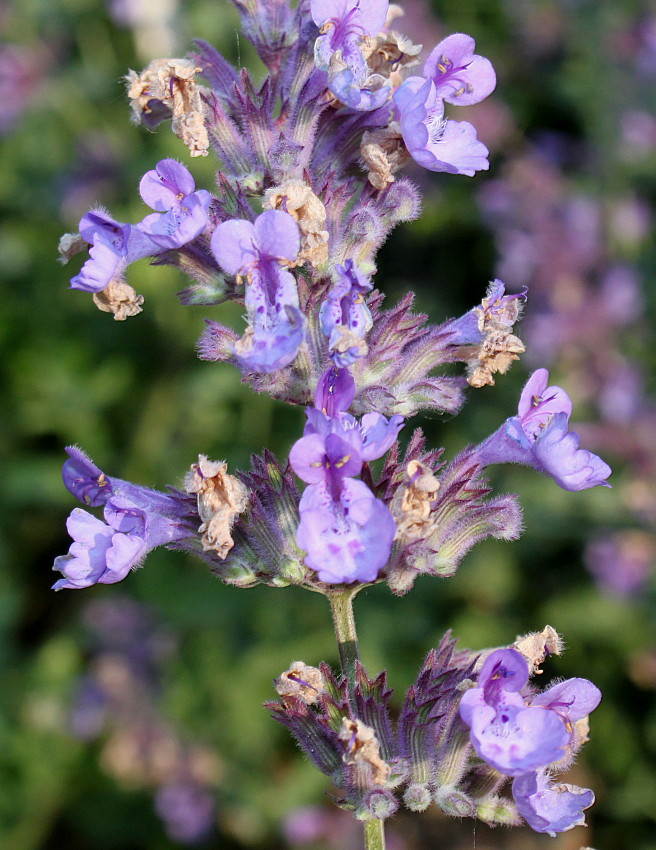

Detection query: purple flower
xmin=474 ymin=369 xmax=612 ymax=491
xmin=459 ymin=649 xmax=570 ymax=777
xmin=138 ymin=159 xmax=211 ymax=249
xmin=314 ymin=366 xmax=356 ymax=417
xmin=512 ymin=770 xmax=595 ymax=836
xmin=70 ymin=211 xmax=132 ymax=293
xmin=53 ymin=451 xmax=196 ymax=590
xmin=211 ymin=210 xmax=306 ymax=373
xmin=289 ymin=387 xmax=402 ymax=584
xmin=69 ymin=208 xmax=166 ymax=293
xmin=296 ymin=477 xmax=396 ymax=583
xmin=311 ymin=0 xmax=391 ymax=111
xmin=393 ymin=76 xmax=490 ymax=175
xmin=319 ymin=260 xmax=373 ymax=367
xmin=423 ymin=34 xmax=496 ymax=106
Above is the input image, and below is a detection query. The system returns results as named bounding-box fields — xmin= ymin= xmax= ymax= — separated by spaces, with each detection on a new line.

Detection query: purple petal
xmin=62 ymin=446 xmax=113 ymax=507
xmin=210 ymin=219 xmax=257 ymax=275
xmin=253 ymin=210 xmax=300 ymax=263
xmin=512 ymin=771 xmax=594 ymax=835
xmin=314 ymin=367 xmax=356 ymax=416
xmin=424 ymin=34 xmax=496 ymax=106
xmin=534 ymin=415 xmax=612 ymax=491
xmin=531 ymin=678 xmax=602 ymax=721
xmin=359 ymin=413 xmax=404 ymax=461
xmin=139 ymin=159 xmax=196 ymax=211
xmin=70 ymin=232 xmax=124 ymax=293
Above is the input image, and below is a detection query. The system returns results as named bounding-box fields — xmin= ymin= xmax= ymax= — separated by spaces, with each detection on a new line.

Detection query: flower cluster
xmin=268 ymin=629 xmax=601 ymax=834
xmin=54 ymin=0 xmax=612 ymax=840
xmin=460 ymin=647 xmax=601 ymax=834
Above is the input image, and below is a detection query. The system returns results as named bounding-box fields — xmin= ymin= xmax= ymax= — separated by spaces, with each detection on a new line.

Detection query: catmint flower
xmin=473 ymin=369 xmax=612 ymax=490
xmin=423 ymin=34 xmax=496 ymax=106
xmin=211 ymin=209 xmax=306 ymax=373
xmin=459 ymin=648 xmax=570 ymax=777
xmin=392 ymin=33 xmax=494 ymax=176
xmin=393 ymin=76 xmax=490 ymax=175
xmin=70 ymin=211 xmax=132 ymax=293
xmin=319 ymin=260 xmax=373 ymax=367
xmin=311 ymin=0 xmax=391 ymax=111
xmin=290 ymin=397 xmax=400 ymax=584
xmin=460 ymin=648 xmax=601 ymax=778
xmin=53 ymin=450 xmax=196 ymax=590
xmin=512 ymin=769 xmax=595 ymax=836
xmin=138 ymin=159 xmax=211 ymax=249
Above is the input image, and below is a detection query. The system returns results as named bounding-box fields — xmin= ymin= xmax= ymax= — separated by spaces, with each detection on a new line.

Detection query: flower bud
xmin=403 ymin=783 xmax=431 ymax=812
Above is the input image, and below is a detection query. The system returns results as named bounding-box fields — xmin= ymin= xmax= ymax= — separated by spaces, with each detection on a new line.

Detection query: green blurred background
xmin=1 ymin=0 xmax=655 ymax=847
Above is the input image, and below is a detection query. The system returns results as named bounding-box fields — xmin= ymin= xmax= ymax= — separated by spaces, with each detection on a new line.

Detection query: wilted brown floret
xmin=360 ymin=124 xmax=411 ymax=191
xmin=262 ymin=180 xmax=329 ymax=267
xmin=275 ymin=661 xmax=326 ymax=705
xmin=184 ymin=455 xmax=249 ymax=558
xmin=92 ymin=279 xmax=144 ymax=321
xmin=125 ymin=58 xmax=209 ymax=157
xmin=467 ymin=284 xmax=525 ymax=387
xmin=391 ymin=460 xmax=440 ymax=543
xmin=338 ymin=717 xmax=390 ymax=786
xmin=513 ymin=625 xmax=564 ymax=676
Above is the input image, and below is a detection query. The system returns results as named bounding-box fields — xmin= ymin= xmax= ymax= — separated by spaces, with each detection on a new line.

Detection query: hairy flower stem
xmin=327 ymin=587 xmax=362 ymax=697
xmin=364 ymin=819 xmax=386 ymax=850
xmin=327 ymin=588 xmax=387 ymax=850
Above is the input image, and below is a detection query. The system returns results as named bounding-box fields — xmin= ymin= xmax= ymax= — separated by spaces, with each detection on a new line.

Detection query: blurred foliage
xmin=1 ymin=0 xmax=655 ymax=848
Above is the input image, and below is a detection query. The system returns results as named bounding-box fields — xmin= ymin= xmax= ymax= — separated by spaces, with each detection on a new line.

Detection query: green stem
xmin=327 ymin=587 xmax=361 ymax=692
xmin=364 ymin=818 xmax=386 ymax=850
xmin=326 ymin=588 xmax=386 ymax=850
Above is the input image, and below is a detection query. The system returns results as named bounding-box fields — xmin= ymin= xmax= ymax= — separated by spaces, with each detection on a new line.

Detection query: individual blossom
xmin=53 ymin=450 xmax=196 ymax=590
xmin=459 ymin=648 xmax=601 ymax=778
xmin=473 ymin=369 xmax=612 ymax=490
xmin=393 ymin=76 xmax=490 ymax=175
xmin=138 ymin=158 xmax=211 ymax=249
xmin=338 ymin=717 xmax=390 ymax=786
xmin=210 ymin=209 xmax=306 ymax=373
xmin=392 ymin=33 xmax=495 ymax=175
xmin=311 ymin=0 xmax=392 ymax=111
xmin=459 ymin=649 xmax=570 ymax=777
xmin=289 ymin=375 xmax=401 ymax=584
xmin=512 ymin=769 xmax=595 ymax=836
xmin=319 ymin=260 xmax=373 ymax=367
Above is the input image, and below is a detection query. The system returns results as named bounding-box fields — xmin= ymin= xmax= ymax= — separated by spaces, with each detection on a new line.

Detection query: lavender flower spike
xmin=512 ymin=770 xmax=595 ymax=836
xmin=138 ymin=159 xmax=211 ymax=249
xmin=211 ymin=209 xmax=306 ymax=373
xmin=474 ymin=368 xmax=612 ymax=491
